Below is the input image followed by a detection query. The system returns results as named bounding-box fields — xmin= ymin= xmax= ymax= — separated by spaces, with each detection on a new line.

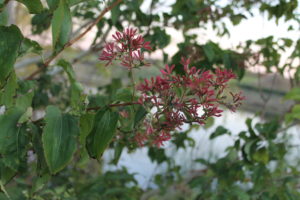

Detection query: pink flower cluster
xmin=99 ymin=28 xmax=151 ymax=68
xmin=135 ymin=58 xmax=245 ymax=147
xmin=99 ymin=28 xmax=245 ymax=147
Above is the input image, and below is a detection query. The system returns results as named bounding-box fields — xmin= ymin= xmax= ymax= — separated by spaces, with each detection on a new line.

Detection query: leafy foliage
xmin=0 ymin=25 xmax=23 ymax=85
xmin=42 ymin=106 xmax=79 ymax=174
xmin=86 ymin=108 xmax=119 ymax=160
xmin=0 ymin=0 xmax=300 ymax=199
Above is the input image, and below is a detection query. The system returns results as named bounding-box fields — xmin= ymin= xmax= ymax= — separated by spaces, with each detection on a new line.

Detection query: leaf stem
xmin=129 ymin=69 xmax=136 ymax=100
xmin=0 ymin=181 xmax=10 ymax=199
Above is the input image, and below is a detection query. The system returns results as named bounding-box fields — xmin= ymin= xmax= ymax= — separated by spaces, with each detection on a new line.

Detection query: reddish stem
xmin=87 ymin=102 xmax=141 ymax=111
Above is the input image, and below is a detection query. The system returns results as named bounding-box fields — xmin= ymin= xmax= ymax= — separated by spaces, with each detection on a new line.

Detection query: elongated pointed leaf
xmin=0 ymin=72 xmax=17 ymax=108
xmin=79 ymin=113 xmax=94 ymax=145
xmin=70 ymin=0 xmax=92 ymax=6
xmin=209 ymin=126 xmax=230 ymax=140
xmin=0 ymin=108 xmax=28 ymax=171
xmin=15 ymin=80 xmax=36 ymax=111
xmin=0 ymin=108 xmax=23 ymax=154
xmin=0 ymin=25 xmax=23 ymax=85
xmin=86 ymin=108 xmax=119 ymax=159
xmin=0 ymin=161 xmax=16 ymax=184
xmin=19 ymin=38 xmax=42 ymax=57
xmin=46 ymin=0 xmax=60 ymax=10
xmin=47 ymin=0 xmax=90 ymax=10
xmin=57 ymin=59 xmax=83 ymax=110
xmin=31 ymin=10 xmax=52 ymax=34
xmin=30 ymin=123 xmax=49 ymax=175
xmin=52 ymin=0 xmax=72 ymax=52
xmin=134 ymin=105 xmax=147 ymax=127
xmin=42 ymin=106 xmax=79 ymax=174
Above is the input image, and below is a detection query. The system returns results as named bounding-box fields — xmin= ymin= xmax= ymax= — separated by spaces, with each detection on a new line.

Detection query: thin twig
xmin=15 ymin=52 xmax=51 ymax=69
xmin=72 ymin=26 xmax=111 ymax=63
xmin=71 ymin=20 xmax=93 ymax=38
xmin=276 ymin=120 xmax=299 ymax=134
xmin=25 ymin=0 xmax=123 ymax=80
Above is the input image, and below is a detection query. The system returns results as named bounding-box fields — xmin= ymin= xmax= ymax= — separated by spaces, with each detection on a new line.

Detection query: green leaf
xmin=203 ymin=42 xmax=215 ymax=62
xmin=118 ymin=107 xmax=135 ymax=132
xmin=18 ymin=108 xmax=32 ymax=124
xmin=111 ymin=4 xmax=120 ymax=25
xmin=57 ymin=59 xmax=76 ymax=82
xmin=134 ymin=105 xmax=147 ymax=128
xmin=148 ymin=27 xmax=170 ymax=49
xmin=30 ymin=174 xmax=50 ymax=194
xmin=0 ymin=71 xmax=17 ymax=108
xmin=0 ymin=7 xmax=9 ymax=25
xmin=284 ymin=87 xmax=300 ymax=101
xmin=0 ymin=161 xmax=16 ymax=184
xmin=230 ymin=14 xmax=246 ymax=25
xmin=114 ymin=88 xmax=133 ymax=102
xmin=0 ymin=108 xmax=27 ymax=171
xmin=148 ymin=147 xmax=168 ymax=164
xmin=253 ymin=147 xmax=269 ymax=164
xmin=42 ymin=106 xmax=79 ymax=174
xmin=282 ymin=38 xmax=293 ymax=47
xmin=285 ymin=104 xmax=300 ymax=124
xmin=31 ymin=10 xmax=52 ymax=34
xmin=46 ymin=0 xmax=60 ymax=10
xmin=52 ymin=0 xmax=72 ymax=52
xmin=111 ymin=142 xmax=124 ymax=165
xmin=172 ymin=131 xmax=195 ymax=149
xmin=57 ymin=59 xmax=83 ymax=110
xmin=254 ymin=120 xmax=279 ymax=139
xmin=15 ymin=80 xmax=36 ymax=111
xmin=18 ymin=38 xmax=42 ymax=57
xmin=0 ymin=179 xmax=10 ymax=199
xmin=86 ymin=108 xmax=119 ymax=160
xmin=106 ymin=78 xmax=122 ymax=99
xmin=79 ymin=113 xmax=94 ymax=145
xmin=242 ymin=139 xmax=259 ymax=162
xmin=204 ymin=117 xmax=214 ymax=129
xmin=30 ymin=123 xmax=48 ymax=175
xmin=16 ymin=0 xmax=43 ymax=14
xmin=210 ymin=126 xmax=230 ymax=139
xmin=246 ymin=118 xmax=257 ymax=138
xmin=87 ymin=95 xmax=109 ymax=108
xmin=232 ymin=186 xmax=250 ymax=200
xmin=0 ymin=109 xmax=23 ymax=153
xmin=0 ymin=0 xmax=4 ymax=7
xmin=69 ymin=0 xmax=88 ymax=6
xmin=0 ymin=25 xmax=23 ymax=86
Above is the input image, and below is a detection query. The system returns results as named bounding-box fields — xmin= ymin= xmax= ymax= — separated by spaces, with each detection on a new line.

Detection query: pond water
xmin=102 ymin=110 xmax=300 ymax=188
xmin=101 ymin=111 xmax=263 ymax=188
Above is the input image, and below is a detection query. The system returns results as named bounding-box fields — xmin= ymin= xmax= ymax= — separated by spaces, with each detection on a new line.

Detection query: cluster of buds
xmin=99 ymin=28 xmax=245 ymax=147
xmin=135 ymin=58 xmax=245 ymax=146
xmin=99 ymin=28 xmax=151 ymax=69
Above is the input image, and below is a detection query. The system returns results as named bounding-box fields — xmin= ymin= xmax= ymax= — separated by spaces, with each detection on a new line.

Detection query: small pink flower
xmin=160 ymin=64 xmax=175 ymax=76
xmin=135 ymin=57 xmax=244 ymax=146
xmin=100 ymin=28 xmax=244 ymax=147
xmin=135 ymin=132 xmax=148 ymax=147
xmin=99 ymin=42 xmax=116 ymax=66
xmin=99 ymin=28 xmax=151 ymax=69
xmin=119 ymin=110 xmax=129 ymax=118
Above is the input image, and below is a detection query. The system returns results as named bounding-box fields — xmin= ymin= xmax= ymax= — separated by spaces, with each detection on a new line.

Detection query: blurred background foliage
xmin=1 ymin=0 xmax=300 ymax=199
